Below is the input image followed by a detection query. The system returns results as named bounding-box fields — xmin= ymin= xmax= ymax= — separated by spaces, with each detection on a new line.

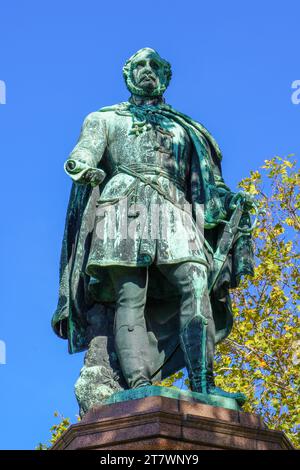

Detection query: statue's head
xmin=123 ymin=47 xmax=172 ymax=97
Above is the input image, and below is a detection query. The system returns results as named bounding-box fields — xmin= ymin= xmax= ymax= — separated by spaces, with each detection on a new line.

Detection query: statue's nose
xmin=143 ymin=61 xmax=153 ymax=73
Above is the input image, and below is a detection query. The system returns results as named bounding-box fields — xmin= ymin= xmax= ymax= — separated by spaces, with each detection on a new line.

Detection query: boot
xmin=180 ymin=314 xmax=246 ymax=405
xmin=115 ymin=324 xmax=152 ymax=389
xmin=196 ymin=371 xmax=246 ymax=405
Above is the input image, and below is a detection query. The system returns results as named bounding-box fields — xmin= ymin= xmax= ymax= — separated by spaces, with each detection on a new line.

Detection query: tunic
xmin=65 ymin=104 xmax=209 ymax=280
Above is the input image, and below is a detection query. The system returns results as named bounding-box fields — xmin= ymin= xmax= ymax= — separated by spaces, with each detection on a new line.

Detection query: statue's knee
xmin=114 ymin=312 xmax=146 ymax=335
xmin=179 ymin=263 xmax=208 ymax=294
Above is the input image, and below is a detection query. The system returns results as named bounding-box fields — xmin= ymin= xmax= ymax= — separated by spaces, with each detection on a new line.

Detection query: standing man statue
xmin=52 ymin=48 xmax=255 ymax=413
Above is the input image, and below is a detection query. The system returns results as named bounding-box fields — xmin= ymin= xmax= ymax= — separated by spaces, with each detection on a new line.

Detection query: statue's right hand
xmin=64 ymin=159 xmax=106 ymax=186
xmin=83 ymin=168 xmax=106 ymax=187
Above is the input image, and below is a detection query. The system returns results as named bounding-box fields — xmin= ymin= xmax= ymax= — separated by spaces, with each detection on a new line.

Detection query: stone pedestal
xmin=52 ymin=395 xmax=293 ymax=450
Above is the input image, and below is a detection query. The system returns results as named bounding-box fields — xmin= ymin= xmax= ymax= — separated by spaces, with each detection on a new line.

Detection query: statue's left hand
xmin=229 ymin=191 xmax=256 ymax=211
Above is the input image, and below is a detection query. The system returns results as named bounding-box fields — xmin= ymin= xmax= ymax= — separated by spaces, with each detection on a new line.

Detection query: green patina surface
xmin=104 ymin=385 xmax=243 ymax=411
xmin=53 ymin=48 xmax=256 ymax=416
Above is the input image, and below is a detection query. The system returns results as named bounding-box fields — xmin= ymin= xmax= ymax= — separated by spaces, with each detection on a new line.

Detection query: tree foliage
xmin=36 ymin=412 xmax=71 ymax=450
xmin=214 ymin=155 xmax=299 ymax=447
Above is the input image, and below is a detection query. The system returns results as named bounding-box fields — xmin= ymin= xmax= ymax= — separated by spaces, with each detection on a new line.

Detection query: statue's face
xmin=123 ymin=48 xmax=171 ymax=97
xmin=131 ymin=50 xmax=164 ymax=94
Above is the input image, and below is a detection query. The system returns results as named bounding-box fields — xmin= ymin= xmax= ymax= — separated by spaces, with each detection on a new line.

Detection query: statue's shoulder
xmin=98 ymin=102 xmax=131 ymax=116
xmin=81 ymin=103 xmax=131 ymax=128
xmin=163 ymin=103 xmax=222 ymax=160
xmin=162 ymin=103 xmax=209 ymax=132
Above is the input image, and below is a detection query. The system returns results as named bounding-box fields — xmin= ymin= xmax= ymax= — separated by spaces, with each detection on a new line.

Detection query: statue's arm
xmin=64 ymin=112 xmax=107 ymax=186
xmin=209 ymin=147 xmax=255 ymax=215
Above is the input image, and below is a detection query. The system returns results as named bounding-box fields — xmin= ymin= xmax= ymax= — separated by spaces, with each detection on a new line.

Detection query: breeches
xmin=109 ymin=262 xmax=215 ymax=387
xmin=109 ymin=262 xmax=214 ymax=333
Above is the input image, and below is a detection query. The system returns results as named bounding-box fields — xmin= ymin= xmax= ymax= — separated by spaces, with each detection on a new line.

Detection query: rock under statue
xmin=52 ymin=48 xmax=255 ymax=416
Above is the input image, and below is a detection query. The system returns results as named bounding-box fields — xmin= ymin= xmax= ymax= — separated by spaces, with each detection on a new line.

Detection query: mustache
xmin=139 ymin=73 xmax=157 ymax=83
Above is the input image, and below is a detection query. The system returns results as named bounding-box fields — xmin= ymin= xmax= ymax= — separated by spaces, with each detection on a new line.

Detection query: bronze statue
xmin=52 ymin=48 xmax=255 ymax=415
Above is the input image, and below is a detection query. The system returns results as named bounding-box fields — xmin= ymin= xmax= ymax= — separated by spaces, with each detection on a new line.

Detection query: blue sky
xmin=0 ymin=0 xmax=299 ymax=449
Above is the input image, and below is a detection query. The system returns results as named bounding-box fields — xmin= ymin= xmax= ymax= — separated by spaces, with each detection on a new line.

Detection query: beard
xmin=125 ymin=71 xmax=167 ymax=97
xmin=139 ymin=76 xmax=156 ymax=91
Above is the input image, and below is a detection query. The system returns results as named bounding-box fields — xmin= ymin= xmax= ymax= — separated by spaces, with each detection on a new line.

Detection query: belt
xmin=112 ymin=163 xmax=187 ymax=193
